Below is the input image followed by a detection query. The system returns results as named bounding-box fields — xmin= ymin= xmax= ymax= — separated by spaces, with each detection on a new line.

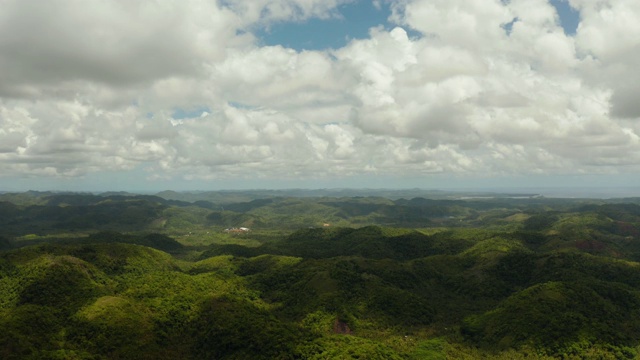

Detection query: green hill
xmin=2 ymin=192 xmax=640 ymax=358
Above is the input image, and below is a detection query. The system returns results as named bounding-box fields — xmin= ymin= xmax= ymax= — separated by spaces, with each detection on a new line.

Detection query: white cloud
xmin=0 ymin=0 xmax=243 ymax=98
xmin=1 ymin=0 xmax=640 ymax=188
xmin=222 ymin=0 xmax=354 ymax=24
xmin=571 ymin=0 xmax=640 ymax=118
xmin=335 ymin=0 xmax=640 ymax=176
xmin=209 ymin=46 xmax=351 ymax=117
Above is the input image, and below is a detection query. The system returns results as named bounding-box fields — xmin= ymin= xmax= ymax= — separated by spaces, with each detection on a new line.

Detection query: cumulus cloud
xmin=337 ymin=0 xmax=640 ymax=177
xmin=0 ymin=0 xmax=244 ymax=98
xmin=222 ymin=0 xmax=354 ymax=24
xmin=572 ymin=0 xmax=640 ymax=118
xmin=209 ymin=46 xmax=352 ymax=115
xmin=0 ymin=0 xmax=639 ymax=188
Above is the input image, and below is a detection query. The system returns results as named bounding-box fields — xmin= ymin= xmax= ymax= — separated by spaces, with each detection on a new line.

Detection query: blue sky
xmin=1 ymin=0 xmax=640 ymax=194
xmin=257 ymin=1 xmax=394 ymax=50
xmin=550 ymin=0 xmax=580 ymax=35
xmin=257 ymin=0 xmax=581 ymax=51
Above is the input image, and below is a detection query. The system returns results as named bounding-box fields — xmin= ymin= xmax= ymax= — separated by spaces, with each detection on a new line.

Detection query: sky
xmin=1 ymin=0 xmax=640 ymax=193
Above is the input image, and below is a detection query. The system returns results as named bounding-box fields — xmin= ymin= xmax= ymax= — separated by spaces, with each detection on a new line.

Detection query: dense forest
xmin=2 ymin=190 xmax=640 ymax=359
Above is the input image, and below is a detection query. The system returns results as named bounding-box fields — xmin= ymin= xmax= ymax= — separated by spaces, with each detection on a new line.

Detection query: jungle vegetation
xmin=2 ymin=190 xmax=640 ymax=359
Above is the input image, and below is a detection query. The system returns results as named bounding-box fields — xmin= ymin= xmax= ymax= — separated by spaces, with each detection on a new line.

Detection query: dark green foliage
xmin=531 ymin=252 xmax=640 ymax=287
xmin=513 ymin=230 xmax=547 ymax=247
xmin=0 ymin=201 xmax=20 ymax=217
xmin=491 ymin=251 xmax=535 ymax=288
xmin=579 ymin=203 xmax=640 ymax=223
xmin=201 ymin=244 xmax=269 ymax=258
xmin=74 ymin=243 xmax=179 ymax=274
xmin=268 ymin=226 xmax=445 ymax=260
xmin=428 ymin=231 xmax=477 ymax=254
xmin=245 ymin=255 xmax=437 ymax=330
xmin=86 ymin=231 xmax=183 ymax=252
xmin=235 ymin=254 xmax=301 ymax=276
xmin=409 ymin=338 xmax=447 ymax=360
xmin=367 ymin=286 xmax=435 ymax=326
xmin=3 ymin=192 xmax=640 ymax=359
xmin=190 ymin=295 xmax=304 ymax=359
xmin=136 ymin=233 xmax=184 ymax=251
xmin=223 ymin=198 xmax=275 ymax=212
xmin=206 ymin=210 xmax=265 ymax=228
xmin=462 ymin=281 xmax=640 ymax=356
xmin=297 ymin=334 xmax=405 ymax=359
xmin=322 ymin=197 xmax=440 ymax=226
xmin=0 ymin=305 xmax=65 ymax=359
xmin=18 ymin=255 xmax=106 ymax=313
xmin=192 ymin=200 xmax=218 ymax=209
xmin=70 ymin=296 xmax=159 ymax=359
xmin=0 ymin=235 xmax=13 ymax=250
xmin=0 ymin=196 xmax=168 ymax=237
xmin=0 ymin=257 xmax=17 ymax=278
xmin=523 ymin=212 xmax=559 ymax=230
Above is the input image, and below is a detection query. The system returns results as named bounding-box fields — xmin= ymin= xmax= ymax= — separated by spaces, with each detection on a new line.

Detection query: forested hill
xmin=2 ymin=191 xmax=640 ymax=358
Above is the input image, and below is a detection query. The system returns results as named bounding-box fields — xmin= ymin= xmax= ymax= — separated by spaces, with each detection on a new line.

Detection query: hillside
xmin=2 ymin=191 xmax=640 ymax=358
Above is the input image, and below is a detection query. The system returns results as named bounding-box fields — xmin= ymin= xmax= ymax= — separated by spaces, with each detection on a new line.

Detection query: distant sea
xmin=472 ymin=187 xmax=640 ymax=199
